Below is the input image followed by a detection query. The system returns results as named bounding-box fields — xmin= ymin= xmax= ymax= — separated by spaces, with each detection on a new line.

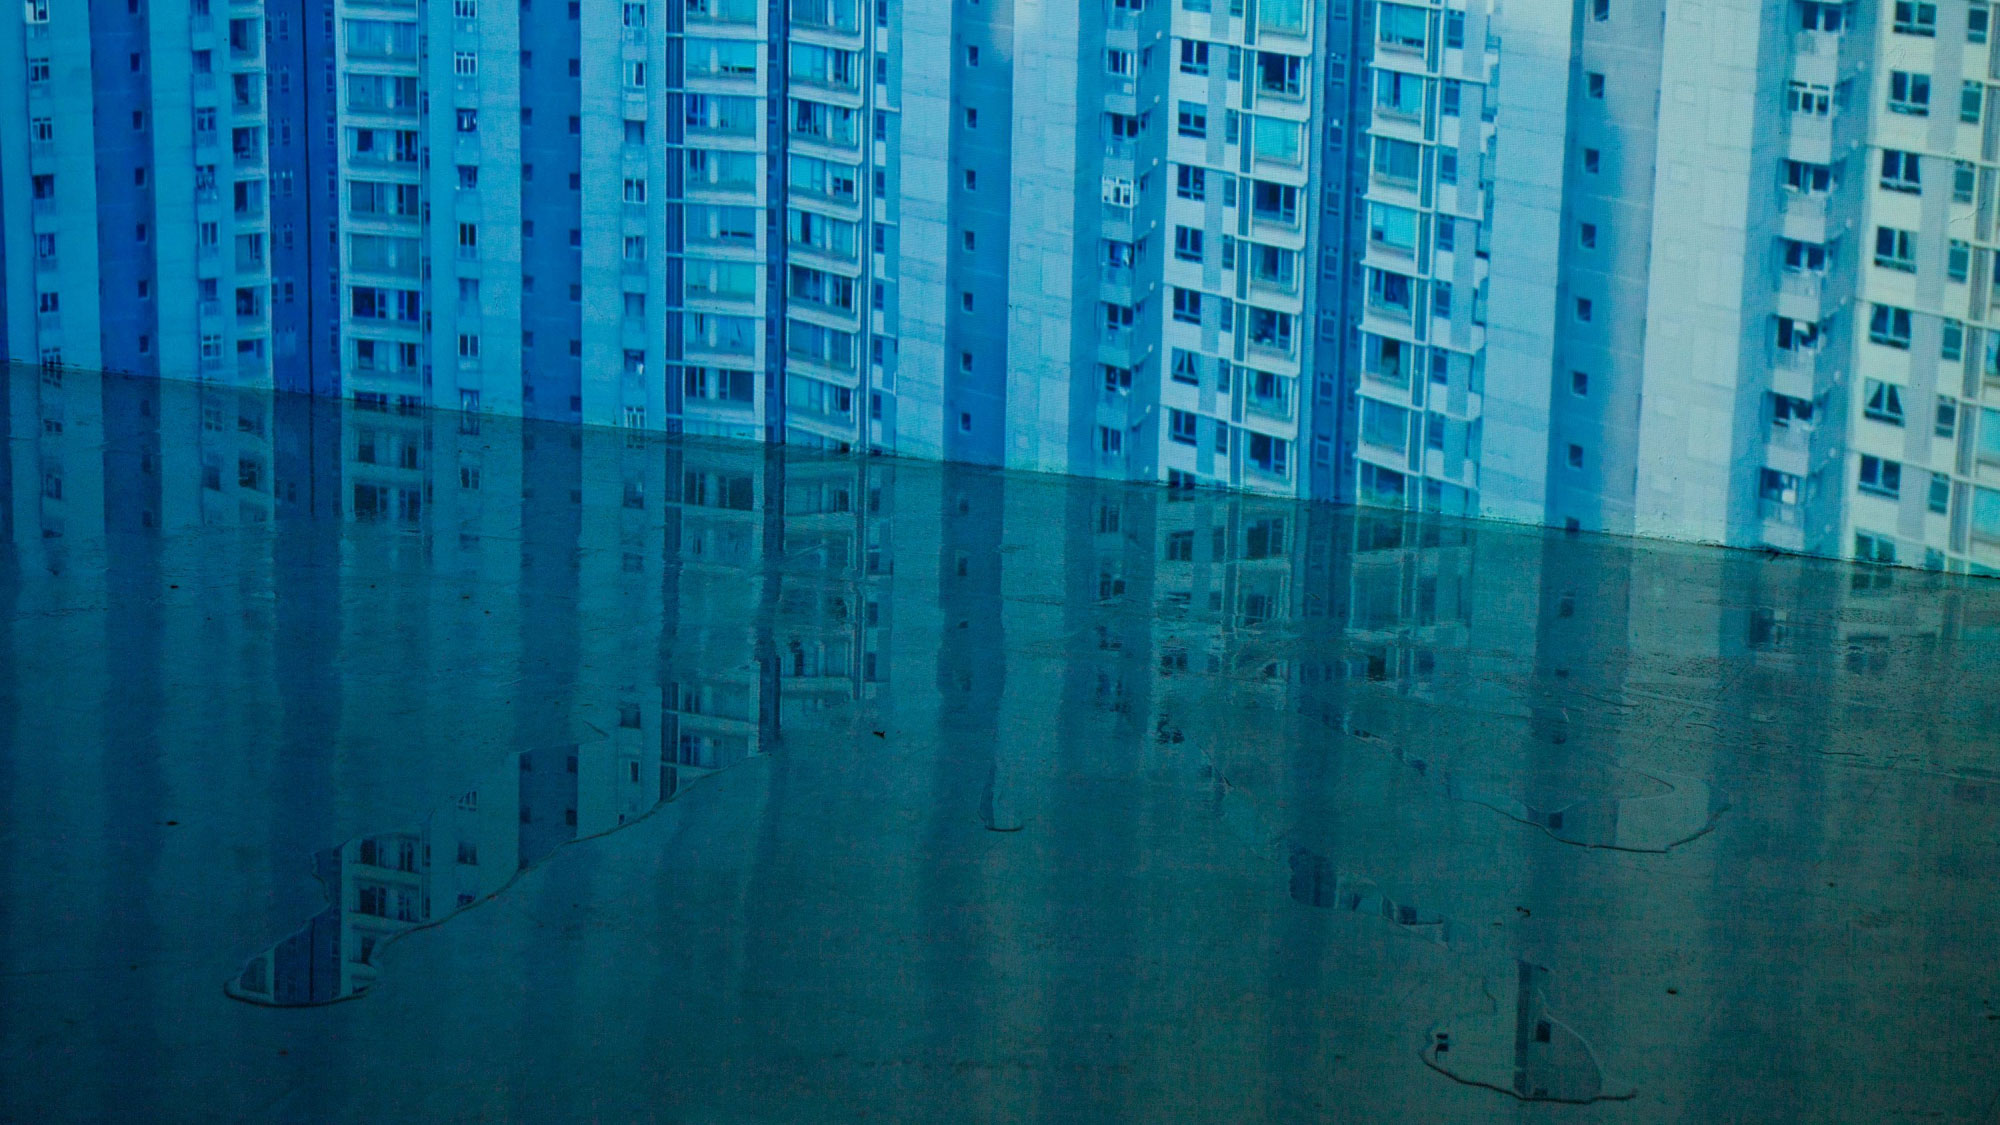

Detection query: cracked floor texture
xmin=3 ymin=369 xmax=1999 ymax=1122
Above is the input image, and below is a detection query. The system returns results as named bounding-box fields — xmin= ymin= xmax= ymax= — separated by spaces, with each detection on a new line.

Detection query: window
xmin=1859 ymin=455 xmax=1902 ymax=496
xmin=1880 ymin=149 xmax=1921 ymax=193
xmin=963 ymin=169 xmax=977 ymax=190
xmin=1864 ymin=379 xmax=1906 ymax=425
xmin=1170 ymin=409 xmax=1198 ymax=445
xmin=960 ymin=291 xmax=973 ymax=312
xmin=1783 ymin=239 xmax=1827 ymax=271
xmin=1956 ymin=160 xmax=1976 ymax=202
xmin=1173 ymin=287 xmax=1203 ymax=324
xmin=1591 ymin=0 xmax=1608 ymax=18
xmin=1177 ymin=102 xmax=1207 ymax=138
xmin=1575 ymin=297 xmax=1593 ymax=322
xmin=1433 ymin=281 xmax=1453 ymax=317
xmin=1944 ymin=319 xmax=1965 ymax=360
xmin=1972 ymin=7 xmax=1990 ymax=43
xmin=1930 ymin=473 xmax=1952 ymax=514
xmin=1874 ymin=226 xmax=1916 ymax=271
xmin=1371 ymin=137 xmax=1421 ymax=183
xmin=454 ymin=51 xmax=478 ymax=76
xmin=1949 ymin=239 xmax=1971 ymax=282
xmin=456 ymin=108 xmax=478 ymax=132
xmin=1787 ymin=81 xmax=1831 ymax=115
xmin=1257 ymin=52 xmax=1302 ymax=98
xmin=1174 ymin=225 xmax=1203 ymax=262
xmin=1586 ymin=72 xmax=1605 ymax=98
xmin=1854 ymin=532 xmax=1898 ymax=565
xmin=1176 ymin=164 xmax=1206 ymax=200
xmin=1784 ymin=159 xmax=1832 ymax=193
xmin=624 ymin=177 xmax=647 ymax=203
xmin=964 ymin=108 xmax=977 ymax=128
xmin=1892 ymin=1 xmax=1937 ymax=36
xmin=1571 ymin=370 xmax=1589 ymax=396
xmin=1247 ymin=433 xmax=1289 ymax=476
xmin=1935 ymin=396 xmax=1959 ymax=438
xmin=1368 ymin=203 xmax=1418 ymax=252
xmin=1179 ymin=39 xmax=1209 ymax=75
xmin=1567 ymin=443 xmax=1585 ymax=469
xmin=1171 ymin=348 xmax=1200 ymax=384
xmin=458 ymin=333 xmax=481 ymax=358
xmin=1583 ymin=148 xmax=1600 ymax=173
xmin=969 ymin=45 xmax=981 ymax=66
xmin=1440 ymin=79 xmax=1461 ymax=116
xmin=1889 ymin=71 xmax=1932 ymax=115
xmin=1437 ymin=151 xmax=1458 ymax=185
xmin=1964 ymin=80 xmax=1984 ymax=123
xmin=1100 ymin=426 xmax=1124 ymax=455
xmin=1869 ymin=304 xmax=1913 ymax=348
xmin=1374 ymin=70 xmax=1425 ymax=117
xmin=1103 ymin=363 xmax=1132 ymax=392
xmin=1377 ymin=3 xmax=1427 ymax=51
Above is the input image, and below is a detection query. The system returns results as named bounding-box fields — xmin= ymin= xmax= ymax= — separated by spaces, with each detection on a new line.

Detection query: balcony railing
xmin=1758 ymin=497 xmax=1803 ymax=526
xmin=1777 ymin=269 xmax=1825 ymax=304
xmin=1768 ymin=421 xmax=1812 ymax=456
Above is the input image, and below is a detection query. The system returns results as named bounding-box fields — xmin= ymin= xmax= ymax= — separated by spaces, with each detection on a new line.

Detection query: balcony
xmin=1769 ymin=345 xmax=1826 ymax=399
xmin=1778 ymin=189 xmax=1833 ymax=242
xmin=1247 ymin=389 xmax=1293 ymax=421
xmin=1758 ymin=496 xmax=1804 ymax=528
xmin=1776 ymin=269 xmax=1827 ymax=318
xmin=685 ymin=0 xmax=760 ymax=27
xmin=1765 ymin=422 xmax=1812 ymax=477
xmin=1785 ymin=112 xmax=1836 ymax=164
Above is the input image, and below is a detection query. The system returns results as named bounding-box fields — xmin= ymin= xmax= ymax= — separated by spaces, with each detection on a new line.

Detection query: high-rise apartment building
xmin=2 ymin=0 xmax=290 ymax=384
xmin=7 ymin=0 xmax=2000 ymax=571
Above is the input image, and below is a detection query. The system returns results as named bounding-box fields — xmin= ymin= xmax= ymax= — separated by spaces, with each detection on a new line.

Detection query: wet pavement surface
xmin=4 ymin=369 xmax=2000 ymax=1121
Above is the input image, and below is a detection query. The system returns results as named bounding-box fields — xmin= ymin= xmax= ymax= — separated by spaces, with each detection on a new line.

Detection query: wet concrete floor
xmin=3 ymin=370 xmax=1999 ymax=1121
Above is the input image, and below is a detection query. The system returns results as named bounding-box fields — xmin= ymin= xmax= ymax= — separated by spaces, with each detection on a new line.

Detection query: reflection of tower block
xmin=337 ymin=831 xmax=431 ymax=996
xmin=1340 ymin=510 xmax=1475 ymax=695
xmin=662 ymin=677 xmax=764 ymax=788
xmin=775 ymin=458 xmax=876 ymax=716
xmin=340 ymin=399 xmax=428 ymax=523
xmin=1510 ymin=962 xmax=1604 ymax=1103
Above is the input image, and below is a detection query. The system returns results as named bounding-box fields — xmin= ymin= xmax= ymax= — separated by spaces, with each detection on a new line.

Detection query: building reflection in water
xmin=4 ymin=365 xmax=1999 ymax=1113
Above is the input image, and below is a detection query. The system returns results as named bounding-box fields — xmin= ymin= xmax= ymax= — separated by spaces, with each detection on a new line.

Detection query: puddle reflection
xmin=5 ymin=368 xmax=1999 ymax=1111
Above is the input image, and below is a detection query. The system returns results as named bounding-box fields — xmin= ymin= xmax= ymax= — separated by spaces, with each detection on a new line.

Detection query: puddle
xmin=227 ymin=739 xmax=705 ymax=1007
xmin=1346 ymin=721 xmax=1729 ymax=854
xmin=1423 ymin=961 xmax=1636 ymax=1104
xmin=1442 ymin=765 xmax=1729 ymax=853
